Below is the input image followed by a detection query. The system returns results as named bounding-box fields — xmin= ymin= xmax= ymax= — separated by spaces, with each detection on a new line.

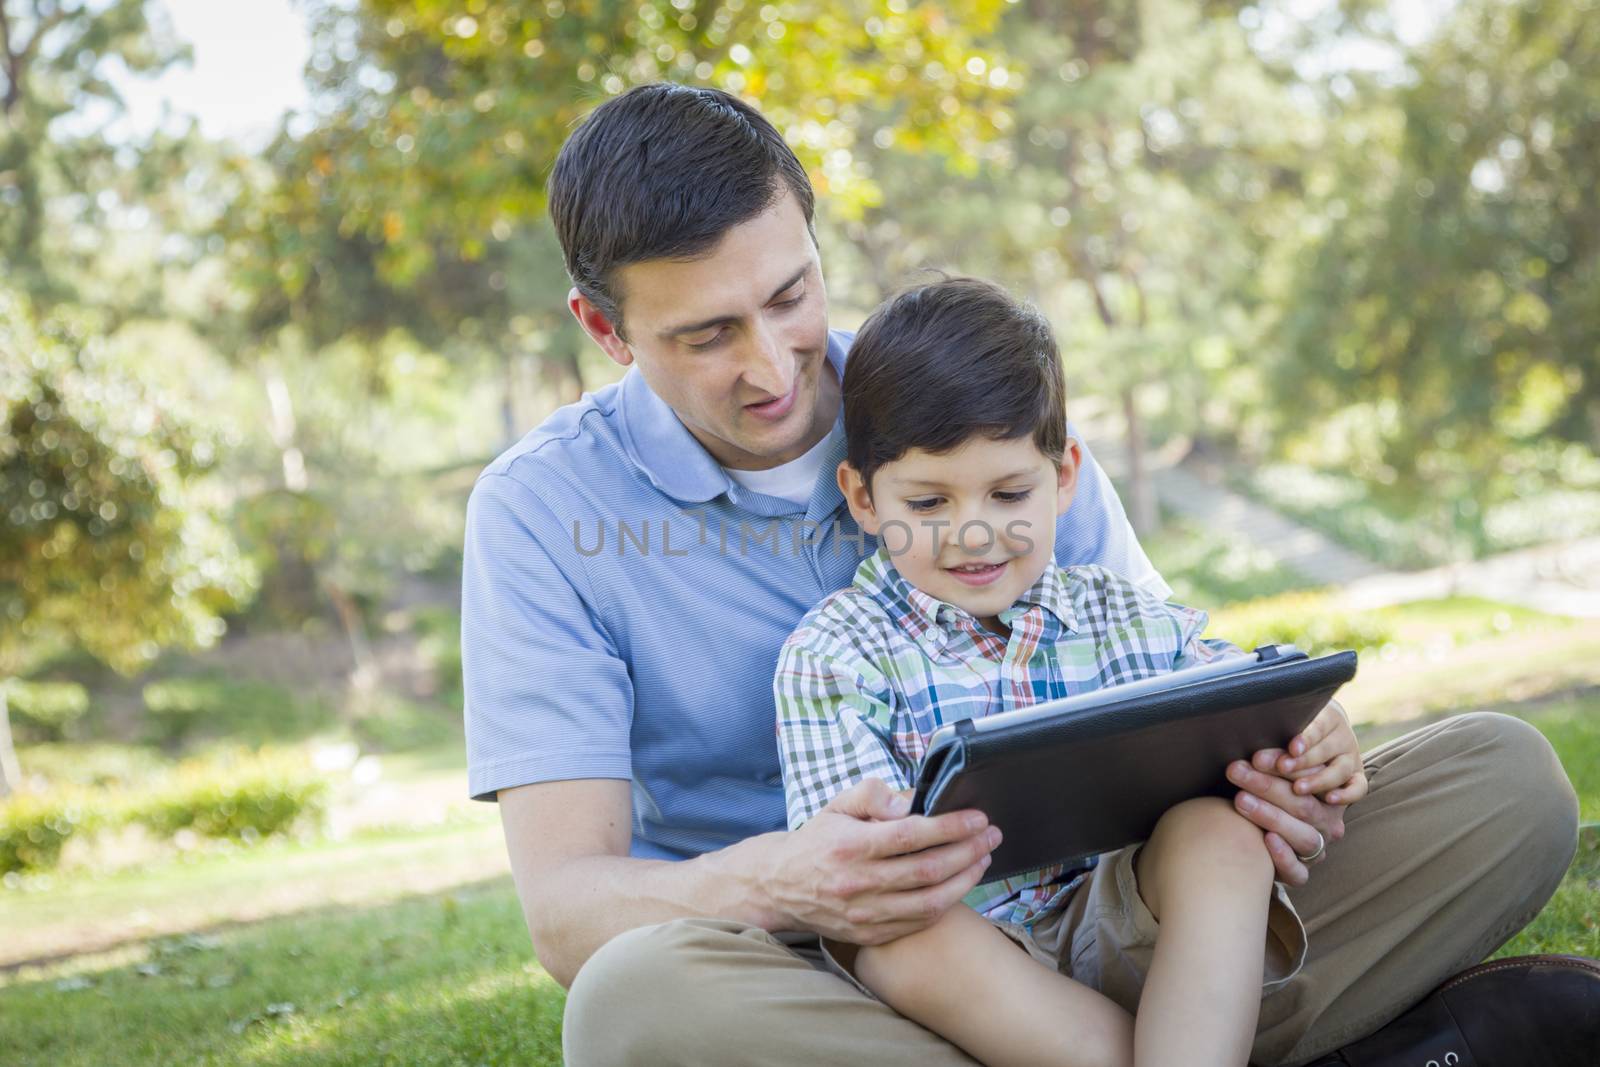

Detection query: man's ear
xmin=837 ymin=461 xmax=882 ymax=535
xmin=1055 ymin=438 xmax=1083 ymax=517
xmin=569 ymin=287 xmax=633 ymax=368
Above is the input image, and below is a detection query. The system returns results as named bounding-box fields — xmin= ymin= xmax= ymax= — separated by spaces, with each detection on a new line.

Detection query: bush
xmin=1207 ymin=592 xmax=1395 ymax=656
xmin=0 ymin=790 xmax=99 ymax=875
xmin=351 ymin=699 xmax=461 ymax=753
xmin=140 ymin=677 xmax=334 ymax=747
xmin=412 ymin=607 xmax=463 ymax=711
xmin=130 ymin=752 xmax=328 ymax=844
xmin=12 ymin=743 xmax=167 ymax=790
xmin=3 ymin=680 xmax=90 ymax=742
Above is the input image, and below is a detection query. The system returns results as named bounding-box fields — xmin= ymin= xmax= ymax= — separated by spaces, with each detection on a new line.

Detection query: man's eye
xmin=994 ymin=490 xmax=1033 ymax=503
xmin=686 ymin=330 xmax=727 ymax=350
xmin=905 ymin=498 xmax=943 ymax=513
xmin=773 ymin=290 xmax=804 ymax=309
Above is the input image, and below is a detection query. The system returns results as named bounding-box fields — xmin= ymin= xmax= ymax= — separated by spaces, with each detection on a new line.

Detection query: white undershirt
xmin=723 ymin=424 xmax=838 ymax=508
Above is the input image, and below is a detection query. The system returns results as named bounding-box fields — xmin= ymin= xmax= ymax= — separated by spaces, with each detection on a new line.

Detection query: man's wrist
xmin=701 ymin=828 xmax=791 ymax=933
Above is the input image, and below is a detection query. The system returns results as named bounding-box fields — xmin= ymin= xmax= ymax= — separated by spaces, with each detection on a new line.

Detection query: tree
xmin=220 ymin=0 xmax=1021 ymax=416
xmin=1271 ymin=0 xmax=1600 ymax=551
xmin=825 ymin=0 xmax=1318 ymax=531
xmin=0 ymin=0 xmax=186 ymax=307
xmin=0 ymin=292 xmax=254 ymax=794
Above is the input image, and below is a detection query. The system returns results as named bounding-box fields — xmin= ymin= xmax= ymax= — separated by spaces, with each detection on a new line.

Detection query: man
xmin=462 ymin=83 xmax=1590 ymax=1065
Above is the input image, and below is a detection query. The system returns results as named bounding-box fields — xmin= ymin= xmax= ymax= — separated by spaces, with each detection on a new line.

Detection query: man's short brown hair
xmin=548 ymin=83 xmax=815 ymax=337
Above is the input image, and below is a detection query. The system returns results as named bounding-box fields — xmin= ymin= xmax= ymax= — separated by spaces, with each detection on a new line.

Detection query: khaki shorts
xmin=822 ymin=842 xmax=1308 ymax=1012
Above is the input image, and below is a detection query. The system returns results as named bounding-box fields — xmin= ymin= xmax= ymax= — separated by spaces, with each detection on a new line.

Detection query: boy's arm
xmin=774 ymin=631 xmax=914 ymax=830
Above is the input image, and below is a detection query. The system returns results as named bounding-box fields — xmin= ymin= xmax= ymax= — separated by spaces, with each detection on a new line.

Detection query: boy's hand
xmin=1271 ymin=698 xmax=1368 ymax=804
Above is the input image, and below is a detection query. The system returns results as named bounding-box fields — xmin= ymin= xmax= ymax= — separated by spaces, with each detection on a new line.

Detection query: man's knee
xmin=562 ymin=919 xmax=766 ymax=1066
xmin=1447 ymin=711 xmax=1578 ymax=870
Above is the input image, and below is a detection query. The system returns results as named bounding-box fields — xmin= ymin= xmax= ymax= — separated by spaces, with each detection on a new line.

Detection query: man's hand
xmin=761 ymin=778 xmax=1001 ymax=946
xmin=1229 ymin=699 xmax=1368 ymax=886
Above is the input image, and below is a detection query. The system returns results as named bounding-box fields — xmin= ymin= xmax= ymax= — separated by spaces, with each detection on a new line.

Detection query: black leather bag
xmin=910 ymin=649 xmax=1359 ymax=882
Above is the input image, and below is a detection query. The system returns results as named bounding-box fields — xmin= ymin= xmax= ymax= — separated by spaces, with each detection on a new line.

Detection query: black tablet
xmin=910 ymin=645 xmax=1358 ymax=882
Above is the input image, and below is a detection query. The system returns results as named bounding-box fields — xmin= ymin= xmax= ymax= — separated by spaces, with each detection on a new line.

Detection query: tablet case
xmin=910 ymin=649 xmax=1358 ymax=883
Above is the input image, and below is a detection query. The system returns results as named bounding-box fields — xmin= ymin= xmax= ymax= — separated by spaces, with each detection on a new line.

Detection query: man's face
xmin=840 ymin=435 xmax=1081 ymax=630
xmin=571 ymin=189 xmax=835 ymax=471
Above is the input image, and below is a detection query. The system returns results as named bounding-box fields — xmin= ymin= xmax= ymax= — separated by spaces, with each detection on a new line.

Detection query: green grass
xmin=1 ymin=881 xmax=563 ymax=1067
xmin=2 ymin=701 xmax=1596 ymax=1065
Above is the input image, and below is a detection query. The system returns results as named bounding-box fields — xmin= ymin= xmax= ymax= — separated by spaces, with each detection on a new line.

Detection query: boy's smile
xmin=840 ymin=435 xmax=1082 ymax=635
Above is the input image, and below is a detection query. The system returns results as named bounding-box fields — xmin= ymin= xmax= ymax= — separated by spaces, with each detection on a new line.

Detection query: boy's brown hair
xmin=843 ymin=276 xmax=1067 ymax=491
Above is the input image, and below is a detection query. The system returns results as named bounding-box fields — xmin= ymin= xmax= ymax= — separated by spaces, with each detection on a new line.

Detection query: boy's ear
xmin=837 ymin=461 xmax=882 ymax=535
xmin=1055 ymin=438 xmax=1083 ymax=517
xmin=568 ymin=287 xmax=634 ymax=368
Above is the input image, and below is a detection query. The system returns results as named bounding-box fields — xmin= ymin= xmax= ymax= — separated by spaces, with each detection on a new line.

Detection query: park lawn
xmin=3 ymin=700 xmax=1596 ymax=1065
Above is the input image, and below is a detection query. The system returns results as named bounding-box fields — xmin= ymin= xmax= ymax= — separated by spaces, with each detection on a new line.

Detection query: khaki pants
xmin=563 ymin=712 xmax=1579 ymax=1067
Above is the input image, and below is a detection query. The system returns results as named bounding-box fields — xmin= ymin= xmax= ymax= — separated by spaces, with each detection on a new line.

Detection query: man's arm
xmin=469 ymin=473 xmax=999 ymax=987
xmin=499 ymin=775 xmax=1000 ymax=988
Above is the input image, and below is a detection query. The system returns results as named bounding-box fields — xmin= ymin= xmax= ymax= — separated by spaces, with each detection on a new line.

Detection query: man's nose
xmin=741 ymin=322 xmax=794 ymax=398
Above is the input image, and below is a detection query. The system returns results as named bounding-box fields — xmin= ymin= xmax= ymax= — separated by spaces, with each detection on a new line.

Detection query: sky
xmin=112 ymin=0 xmax=312 ymax=149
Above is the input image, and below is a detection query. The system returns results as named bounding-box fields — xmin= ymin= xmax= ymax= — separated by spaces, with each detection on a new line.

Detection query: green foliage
xmin=0 ymin=293 xmax=256 ymax=677
xmin=1238 ymin=459 xmax=1600 ymax=567
xmin=2 ymin=680 xmax=89 ymax=742
xmin=12 ymin=743 xmax=168 ymax=791
xmin=0 ymin=751 xmax=328 ymax=874
xmin=0 ymin=790 xmax=99 ymax=875
xmin=1143 ymin=518 xmax=1312 ymax=607
xmin=140 ymin=678 xmax=335 ymax=748
xmin=0 ymin=0 xmax=187 ymax=305
xmin=1270 ymin=0 xmax=1600 ymax=539
xmin=1206 ymin=592 xmax=1395 ymax=656
xmin=411 ymin=607 xmax=463 ymax=712
xmin=351 ymin=700 xmax=461 ymax=754
xmin=129 ymin=754 xmax=329 ymax=845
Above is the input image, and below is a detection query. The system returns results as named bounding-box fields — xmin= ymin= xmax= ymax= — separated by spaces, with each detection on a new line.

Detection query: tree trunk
xmin=1122 ymin=384 xmax=1159 ymax=536
xmin=0 ymin=685 xmax=20 ymax=798
xmin=324 ymin=579 xmax=378 ymax=697
xmin=263 ymin=365 xmax=308 ymax=492
xmin=501 ymin=350 xmax=519 ymax=448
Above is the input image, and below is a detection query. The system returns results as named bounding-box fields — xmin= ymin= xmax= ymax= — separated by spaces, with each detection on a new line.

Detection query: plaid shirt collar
xmin=856 ymin=547 xmax=1080 ymax=659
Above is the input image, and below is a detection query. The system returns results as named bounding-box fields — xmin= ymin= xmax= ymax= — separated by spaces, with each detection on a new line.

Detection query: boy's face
xmin=839 ymin=435 xmax=1082 ymax=630
xmin=566 ymin=188 xmax=837 ymax=471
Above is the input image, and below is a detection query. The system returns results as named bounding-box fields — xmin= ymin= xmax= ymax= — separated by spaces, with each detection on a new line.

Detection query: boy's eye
xmin=994 ymin=489 xmax=1033 ymax=504
xmin=905 ymin=497 xmax=943 ymax=513
xmin=772 ymin=290 xmax=804 ymax=309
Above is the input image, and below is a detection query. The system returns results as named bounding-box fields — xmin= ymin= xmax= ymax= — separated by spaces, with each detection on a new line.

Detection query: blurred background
xmin=1 ymin=0 xmax=1596 ymax=1063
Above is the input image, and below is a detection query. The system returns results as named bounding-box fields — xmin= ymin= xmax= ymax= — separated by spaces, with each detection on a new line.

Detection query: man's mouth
xmin=945 ymin=560 xmax=1008 ymax=587
xmin=745 ymin=385 xmax=797 ymax=421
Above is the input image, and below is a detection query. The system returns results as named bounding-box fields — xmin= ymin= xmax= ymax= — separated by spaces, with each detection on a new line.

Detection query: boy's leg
xmin=1132 ymin=796 xmax=1277 ymax=1067
xmin=854 ymin=904 xmax=1133 ymax=1067
xmin=1037 ymin=711 xmax=1577 ymax=1067
xmin=562 ymin=918 xmax=981 ymax=1067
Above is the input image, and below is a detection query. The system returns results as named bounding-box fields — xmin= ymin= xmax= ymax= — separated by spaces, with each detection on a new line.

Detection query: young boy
xmin=774 ymin=277 xmax=1323 ymax=1067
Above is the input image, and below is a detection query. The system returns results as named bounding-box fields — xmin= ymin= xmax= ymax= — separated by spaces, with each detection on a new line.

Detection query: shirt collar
xmin=856 ymin=548 xmax=1080 ymax=659
xmin=1001 ymin=557 xmax=1080 ymax=633
xmin=617 ymin=329 xmax=853 ymax=507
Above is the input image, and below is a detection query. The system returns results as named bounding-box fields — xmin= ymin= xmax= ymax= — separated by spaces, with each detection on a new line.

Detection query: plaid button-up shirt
xmin=774 ymin=548 xmax=1232 ymax=927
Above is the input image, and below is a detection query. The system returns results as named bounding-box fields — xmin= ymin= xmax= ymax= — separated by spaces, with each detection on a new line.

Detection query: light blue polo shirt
xmin=461 ymin=329 xmax=1168 ymax=860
